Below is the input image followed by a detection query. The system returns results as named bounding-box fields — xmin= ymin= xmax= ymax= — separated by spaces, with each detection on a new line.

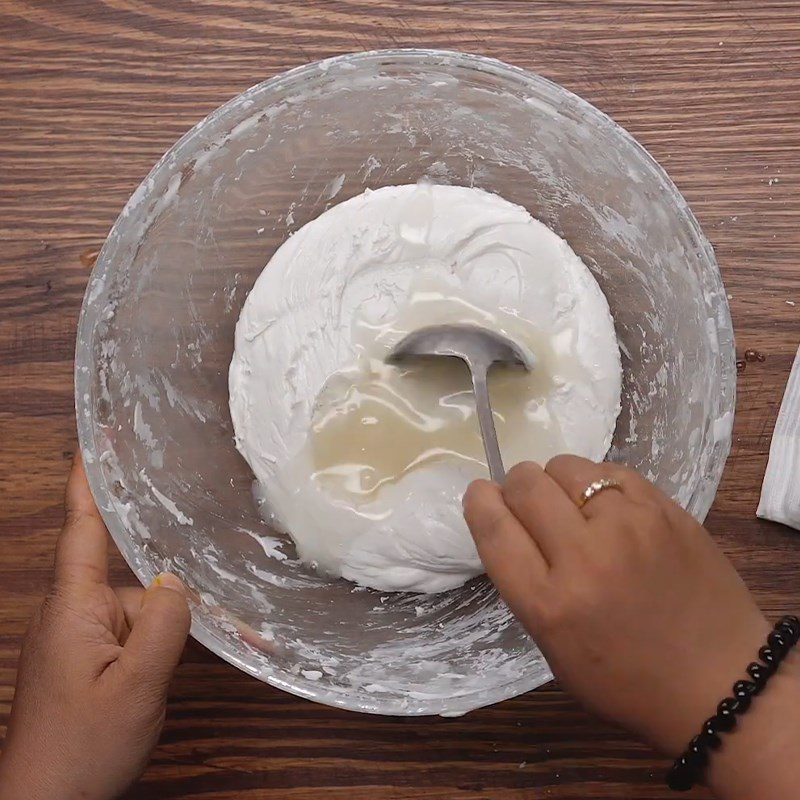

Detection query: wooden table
xmin=1 ymin=1 xmax=799 ymax=797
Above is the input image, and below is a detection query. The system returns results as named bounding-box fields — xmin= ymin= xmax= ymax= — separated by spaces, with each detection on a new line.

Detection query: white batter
xmin=229 ymin=184 xmax=622 ymax=593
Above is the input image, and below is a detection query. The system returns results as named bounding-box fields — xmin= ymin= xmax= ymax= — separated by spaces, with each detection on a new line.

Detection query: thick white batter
xmin=229 ymin=184 xmax=622 ymax=593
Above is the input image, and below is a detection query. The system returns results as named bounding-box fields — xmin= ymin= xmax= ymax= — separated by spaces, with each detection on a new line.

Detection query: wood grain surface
xmin=1 ymin=1 xmax=800 ymax=797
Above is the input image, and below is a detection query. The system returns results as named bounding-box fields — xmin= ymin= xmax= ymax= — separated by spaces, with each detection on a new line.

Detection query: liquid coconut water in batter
xmin=229 ymin=183 xmax=622 ymax=593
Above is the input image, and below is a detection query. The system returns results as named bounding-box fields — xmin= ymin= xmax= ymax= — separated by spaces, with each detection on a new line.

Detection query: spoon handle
xmin=471 ymin=366 xmax=505 ymax=482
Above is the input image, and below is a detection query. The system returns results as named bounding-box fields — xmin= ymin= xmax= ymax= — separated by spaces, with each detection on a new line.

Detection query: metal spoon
xmin=386 ymin=323 xmax=534 ymax=481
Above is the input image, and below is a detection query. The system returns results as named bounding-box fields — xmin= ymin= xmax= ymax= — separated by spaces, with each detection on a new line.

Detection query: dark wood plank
xmin=1 ymin=1 xmax=799 ymax=797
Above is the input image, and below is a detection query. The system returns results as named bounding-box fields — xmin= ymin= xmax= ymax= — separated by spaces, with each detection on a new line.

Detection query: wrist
xmin=0 ymin=751 xmax=54 ymax=800
xmin=0 ymin=747 xmax=87 ymax=800
xmin=652 ymin=612 xmax=771 ymax=758
xmin=706 ymin=647 xmax=800 ymax=800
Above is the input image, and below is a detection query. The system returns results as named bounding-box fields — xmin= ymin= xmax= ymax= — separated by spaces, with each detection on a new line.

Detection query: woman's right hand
xmin=463 ymin=456 xmax=800 ymax=799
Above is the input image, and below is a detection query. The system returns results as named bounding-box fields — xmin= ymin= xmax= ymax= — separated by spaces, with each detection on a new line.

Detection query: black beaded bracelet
xmin=666 ymin=615 xmax=800 ymax=792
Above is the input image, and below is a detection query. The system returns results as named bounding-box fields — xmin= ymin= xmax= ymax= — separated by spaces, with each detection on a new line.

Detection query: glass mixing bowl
xmin=76 ymin=49 xmax=735 ymax=716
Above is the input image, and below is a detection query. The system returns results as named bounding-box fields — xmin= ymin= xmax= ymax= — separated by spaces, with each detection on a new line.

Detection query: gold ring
xmin=577 ymin=478 xmax=624 ymax=508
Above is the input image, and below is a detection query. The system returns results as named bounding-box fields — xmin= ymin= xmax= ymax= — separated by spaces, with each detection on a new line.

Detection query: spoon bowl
xmin=387 ymin=323 xmax=534 ymax=481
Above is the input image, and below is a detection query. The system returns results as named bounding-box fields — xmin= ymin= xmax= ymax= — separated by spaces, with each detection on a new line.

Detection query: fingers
xmin=502 ymin=461 xmax=589 ymax=561
xmin=544 ymin=454 xmax=661 ymax=518
xmin=118 ymin=574 xmax=191 ymax=691
xmin=55 ymin=455 xmax=109 ymax=586
xmin=463 ymin=479 xmax=548 ymax=606
xmin=114 ymin=587 xmax=146 ymax=639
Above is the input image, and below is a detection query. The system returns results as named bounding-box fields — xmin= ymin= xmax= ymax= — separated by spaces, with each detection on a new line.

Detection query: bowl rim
xmin=75 ymin=47 xmax=735 ymax=716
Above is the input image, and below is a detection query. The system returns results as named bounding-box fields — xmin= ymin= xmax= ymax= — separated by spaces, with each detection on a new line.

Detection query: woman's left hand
xmin=0 ymin=456 xmax=191 ymax=800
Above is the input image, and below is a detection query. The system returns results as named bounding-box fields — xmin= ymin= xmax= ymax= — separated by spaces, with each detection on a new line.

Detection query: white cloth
xmin=757 ymin=346 xmax=800 ymax=528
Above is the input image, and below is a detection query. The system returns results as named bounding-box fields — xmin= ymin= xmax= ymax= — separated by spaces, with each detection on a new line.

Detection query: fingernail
xmin=150 ymin=572 xmax=186 ymax=595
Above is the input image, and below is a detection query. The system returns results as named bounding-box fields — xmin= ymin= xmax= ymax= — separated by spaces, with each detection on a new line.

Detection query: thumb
xmin=119 ymin=573 xmax=191 ymax=691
